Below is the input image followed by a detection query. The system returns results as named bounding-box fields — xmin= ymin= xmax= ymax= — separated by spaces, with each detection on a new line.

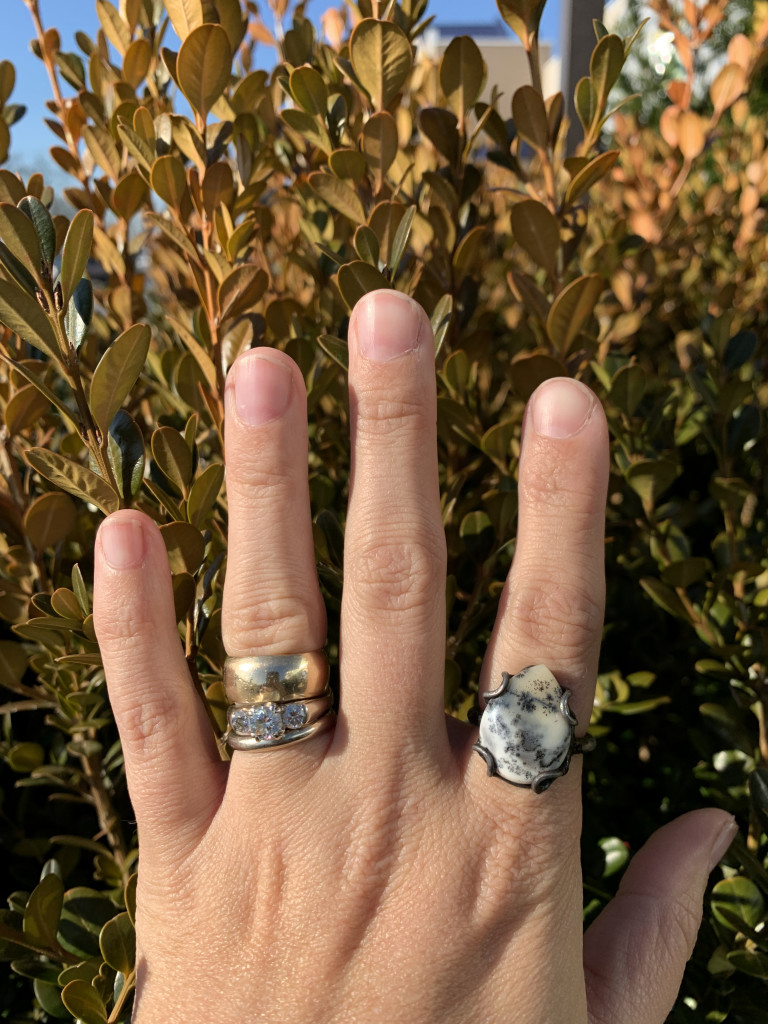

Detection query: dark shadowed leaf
xmin=512 ymin=85 xmax=549 ymax=151
xmin=337 ymin=261 xmax=389 ymax=309
xmin=0 ymin=202 xmax=43 ymax=285
xmin=151 ymin=426 xmax=193 ymax=495
xmin=317 ymin=333 xmax=349 ymax=370
xmin=497 ymin=0 xmax=546 ymax=47
xmin=626 ymin=458 xmax=679 ymax=509
xmin=610 ymin=364 xmax=646 ymax=416
xmin=510 ymin=199 xmax=559 ymax=277
xmin=362 ymin=112 xmax=398 ymax=191
xmin=18 ymin=196 xmax=56 ymax=271
xmin=546 ymin=274 xmax=603 ymax=354
xmin=160 ymin=521 xmax=206 ymax=574
xmin=187 ymin=463 xmax=224 ymax=526
xmin=24 ymin=492 xmax=77 ymax=549
xmin=23 ymin=873 xmax=63 ymax=949
xmin=107 ymin=411 xmax=145 ymax=500
xmin=419 ymin=107 xmax=460 ymax=163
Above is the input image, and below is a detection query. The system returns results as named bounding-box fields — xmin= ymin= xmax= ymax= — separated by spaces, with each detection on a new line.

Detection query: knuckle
xmin=224 ymin=593 xmax=321 ymax=652
xmin=508 ymin=581 xmax=604 ymax=664
xmin=351 ymin=529 xmax=446 ymax=618
xmin=355 ymin=392 xmax=431 ymax=441
xmin=521 ymin=446 xmax=605 ymax=515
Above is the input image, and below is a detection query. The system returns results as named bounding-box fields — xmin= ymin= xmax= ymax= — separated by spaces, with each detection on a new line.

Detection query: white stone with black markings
xmin=474 ymin=665 xmax=576 ymax=792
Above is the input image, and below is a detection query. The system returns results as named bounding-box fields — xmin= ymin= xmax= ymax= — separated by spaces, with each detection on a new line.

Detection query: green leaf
xmin=107 ymin=410 xmax=145 ymax=500
xmin=431 ymin=294 xmax=453 ymax=357
xmin=112 ymin=171 xmax=149 ymax=220
xmin=610 ymin=364 xmax=646 ymax=416
xmin=329 ymin=148 xmax=367 ymax=183
xmin=512 ymin=85 xmax=549 ymax=151
xmin=289 ymin=65 xmax=327 ymax=117
xmin=64 ymin=276 xmax=94 ymax=349
xmin=0 ymin=278 xmax=58 ymax=357
xmin=362 ymin=111 xmax=398 ymax=189
xmin=639 ymin=577 xmax=691 ymax=622
xmin=590 ymin=34 xmax=625 ymax=112
xmin=58 ymin=888 xmax=118 ymax=959
xmin=726 ymin=949 xmax=768 ymax=978
xmin=0 ymin=202 xmax=43 ymax=285
xmin=599 ymin=836 xmax=629 ymax=877
xmin=61 ymin=979 xmax=108 ymax=1024
xmin=7 ymin=742 xmax=45 ymax=772
xmin=510 ymin=199 xmax=559 ymax=277
xmin=146 ymin=211 xmax=199 ymax=261
xmin=0 ymin=351 xmax=78 ymax=430
xmin=749 ymin=768 xmax=768 ymax=839
xmin=25 ymin=449 xmax=119 ymax=515
xmin=546 ymin=274 xmax=603 ymax=355
xmin=125 ymin=874 xmax=137 ymax=926
xmin=18 ymin=196 xmax=56 ymax=271
xmin=151 ymin=426 xmax=193 ymax=495
xmin=90 ymin=324 xmax=151 ymax=437
xmin=337 ymin=261 xmax=390 ymax=310
xmin=388 ymin=204 xmax=415 ymax=272
xmin=59 ymin=209 xmax=94 ymax=306
xmin=23 ymin=873 xmax=63 ymax=949
xmin=99 ymin=912 xmax=135 ymax=975
xmin=177 ymin=23 xmax=232 ymax=120
xmin=575 ymin=76 xmax=597 ymax=132
xmin=440 ymin=36 xmax=486 ymax=119
xmin=187 ymin=463 xmax=224 ymax=526
xmin=309 ymin=172 xmax=365 ymax=224
xmin=160 ymin=521 xmax=206 ymax=574
xmin=317 ymin=333 xmax=349 ymax=371
xmin=565 ymin=150 xmax=619 ymax=206
xmin=626 ymin=458 xmax=679 ymax=510
xmin=349 ymin=18 xmax=412 ymax=111
xmin=82 ymin=124 xmax=121 ymax=181
xmin=712 ymin=876 xmax=765 ymax=930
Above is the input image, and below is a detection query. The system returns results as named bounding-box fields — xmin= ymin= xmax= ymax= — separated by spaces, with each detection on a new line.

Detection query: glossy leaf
xmin=0 ymin=277 xmax=59 ymax=358
xmin=510 ymin=199 xmax=559 ymax=277
xmin=290 ymin=65 xmax=327 ymax=117
xmin=512 ymin=85 xmax=549 ymax=151
xmin=546 ymin=275 xmax=603 ymax=355
xmin=590 ymin=34 xmax=625 ymax=111
xmin=18 ymin=196 xmax=56 ymax=271
xmin=23 ymin=873 xmax=63 ymax=949
xmin=309 ymin=172 xmax=365 ymax=224
xmin=99 ymin=911 xmax=135 ymax=974
xmin=61 ymin=980 xmax=108 ymax=1024
xmin=90 ymin=323 xmax=151 ymax=437
xmin=151 ymin=426 xmax=193 ymax=495
xmin=317 ymin=333 xmax=349 ymax=370
xmin=440 ymin=36 xmax=486 ymax=119
xmin=165 ymin=0 xmax=204 ymax=41
xmin=564 ymin=150 xmax=619 ymax=206
xmin=0 ymin=202 xmax=43 ymax=284
xmin=177 ymin=24 xmax=232 ymax=120
xmin=160 ymin=521 xmax=206 ymax=574
xmin=64 ymin=276 xmax=93 ymax=349
xmin=497 ymin=0 xmax=546 ymax=48
xmin=187 ymin=463 xmax=224 ymax=526
xmin=218 ymin=265 xmax=268 ymax=322
xmin=107 ymin=410 xmax=145 ymax=500
xmin=337 ymin=260 xmax=389 ymax=310
xmin=712 ymin=877 xmax=765 ymax=930
xmin=25 ymin=449 xmax=119 ymax=515
xmin=59 ymin=209 xmax=94 ymax=306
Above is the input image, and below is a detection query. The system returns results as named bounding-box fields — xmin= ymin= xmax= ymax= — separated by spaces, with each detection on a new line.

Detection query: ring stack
xmin=223 ymin=652 xmax=334 ymax=752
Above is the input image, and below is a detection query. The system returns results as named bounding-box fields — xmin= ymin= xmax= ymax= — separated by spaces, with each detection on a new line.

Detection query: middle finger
xmin=339 ymin=290 xmax=449 ymax=768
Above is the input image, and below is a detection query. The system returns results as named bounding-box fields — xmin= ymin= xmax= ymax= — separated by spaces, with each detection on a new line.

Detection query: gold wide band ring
xmin=223 ymin=652 xmax=329 ymax=704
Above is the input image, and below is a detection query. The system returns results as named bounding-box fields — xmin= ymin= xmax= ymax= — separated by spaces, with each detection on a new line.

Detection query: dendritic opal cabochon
xmin=477 ymin=665 xmax=572 ymax=786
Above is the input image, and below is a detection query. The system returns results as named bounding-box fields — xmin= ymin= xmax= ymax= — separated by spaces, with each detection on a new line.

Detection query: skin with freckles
xmin=93 ymin=289 xmax=736 ymax=1024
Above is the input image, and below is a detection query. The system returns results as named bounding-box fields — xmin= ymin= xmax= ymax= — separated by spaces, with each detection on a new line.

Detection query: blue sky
xmin=2 ymin=0 xmax=562 ymax=174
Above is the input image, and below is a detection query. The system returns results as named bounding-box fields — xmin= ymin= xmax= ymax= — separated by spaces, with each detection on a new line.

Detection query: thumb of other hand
xmin=583 ymin=808 xmax=738 ymax=1024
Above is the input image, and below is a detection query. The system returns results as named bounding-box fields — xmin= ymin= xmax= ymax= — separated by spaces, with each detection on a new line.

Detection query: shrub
xmin=0 ymin=0 xmax=766 ymax=1019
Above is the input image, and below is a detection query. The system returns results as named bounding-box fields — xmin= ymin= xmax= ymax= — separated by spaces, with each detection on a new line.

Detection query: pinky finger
xmin=93 ymin=511 xmax=225 ymax=855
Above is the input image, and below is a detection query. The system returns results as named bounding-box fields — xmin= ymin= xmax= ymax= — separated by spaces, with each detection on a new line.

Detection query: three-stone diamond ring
xmin=223 ymin=652 xmax=334 ymax=752
xmin=472 ymin=664 xmax=596 ymax=794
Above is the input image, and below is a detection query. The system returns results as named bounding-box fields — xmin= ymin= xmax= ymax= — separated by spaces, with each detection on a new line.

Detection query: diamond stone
xmin=282 ymin=703 xmax=309 ymax=730
xmin=229 ymin=707 xmax=252 ymax=734
xmin=248 ymin=703 xmax=285 ymax=741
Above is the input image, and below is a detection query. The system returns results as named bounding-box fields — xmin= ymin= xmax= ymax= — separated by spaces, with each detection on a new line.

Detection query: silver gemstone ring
xmin=472 ymin=665 xmax=595 ymax=794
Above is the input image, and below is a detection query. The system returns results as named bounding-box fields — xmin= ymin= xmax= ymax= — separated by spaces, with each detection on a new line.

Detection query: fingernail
xmin=100 ymin=518 xmax=145 ymax=570
xmin=530 ymin=378 xmax=595 ymax=439
xmin=353 ymin=290 xmax=423 ymax=363
xmin=707 ymin=816 xmax=738 ymax=873
xmin=233 ymin=353 xmax=293 ymax=425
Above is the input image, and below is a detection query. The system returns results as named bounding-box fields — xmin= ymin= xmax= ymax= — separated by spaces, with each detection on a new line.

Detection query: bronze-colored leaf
xmin=59 ymin=209 xmax=94 ymax=306
xmin=123 ymin=37 xmax=152 ymax=88
xmin=89 ymin=323 xmax=151 ymax=436
xmin=362 ymin=111 xmax=398 ymax=191
xmin=177 ymin=24 xmax=232 ymax=120
xmin=202 ymin=162 xmax=234 ymax=217
xmin=678 ymin=111 xmax=706 ymax=160
xmin=419 ymin=107 xmax=459 ymax=163
xmin=23 ymin=873 xmax=63 ymax=948
xmin=546 ymin=274 xmax=603 ymax=355
xmin=509 ymin=351 xmax=566 ymax=400
xmin=440 ymin=36 xmax=486 ymax=120
xmin=165 ymin=0 xmax=204 ymax=41
xmin=82 ymin=124 xmax=121 ymax=181
xmin=329 ymin=149 xmax=367 ymax=184
xmin=317 ymin=333 xmax=349 ymax=370
xmin=160 ymin=521 xmax=206 ymax=575
xmin=574 ymin=76 xmax=597 ymax=132
xmin=96 ymin=0 xmax=130 ymax=55
xmin=368 ymin=201 xmax=408 ymax=266
xmin=497 ymin=0 xmax=546 ymax=48
xmin=218 ymin=265 xmax=268 ymax=322
xmin=150 ymin=154 xmax=188 ymax=207
xmin=309 ymin=172 xmax=365 ymax=224
xmin=349 ymin=18 xmax=412 ymax=111
xmin=23 ymin=492 xmax=77 ymax=550
xmin=512 ymin=85 xmax=549 ymax=151
xmin=5 ymin=383 xmax=49 ymax=434
xmin=509 ymin=199 xmax=559 ymax=277
xmin=112 ymin=171 xmax=148 ymax=220
xmin=25 ymin=448 xmax=119 ymax=515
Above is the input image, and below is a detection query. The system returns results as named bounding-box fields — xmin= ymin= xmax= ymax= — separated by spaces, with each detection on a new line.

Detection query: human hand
xmin=93 ymin=290 xmax=736 ymax=1024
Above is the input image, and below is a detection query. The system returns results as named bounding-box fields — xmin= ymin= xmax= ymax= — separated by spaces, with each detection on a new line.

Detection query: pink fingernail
xmin=100 ymin=518 xmax=145 ymax=570
xmin=353 ymin=290 xmax=423 ymax=363
xmin=530 ymin=378 xmax=595 ymax=439
xmin=707 ymin=816 xmax=738 ymax=872
xmin=233 ymin=352 xmax=293 ymax=425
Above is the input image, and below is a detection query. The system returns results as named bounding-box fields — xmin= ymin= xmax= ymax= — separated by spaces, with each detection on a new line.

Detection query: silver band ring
xmin=224 ymin=652 xmax=329 ymax=704
xmin=226 ymin=710 xmax=336 ymax=752
xmin=472 ymin=664 xmax=595 ymax=794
